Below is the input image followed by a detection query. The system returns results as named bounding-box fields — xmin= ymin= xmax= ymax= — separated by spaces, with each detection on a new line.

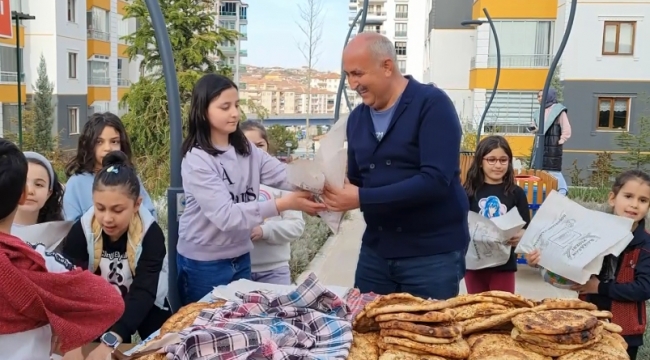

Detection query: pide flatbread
xmin=378 ymin=320 xmax=462 ymax=338
xmin=557 ymin=349 xmax=628 ymax=360
xmin=452 ymin=302 xmax=510 ymax=321
xmin=348 ymin=331 xmax=380 ymax=360
xmin=380 ymin=329 xmax=460 ymax=344
xmin=378 ymin=349 xmax=449 ymax=360
xmin=375 ymin=309 xmax=456 ymax=324
xmin=511 ymin=328 xmax=602 ymax=350
xmin=600 ymin=320 xmax=623 ymax=333
xmin=587 ymin=309 xmax=613 ymax=319
xmin=354 ymin=294 xmax=423 ymax=333
xmin=382 ymin=337 xmax=470 ymax=359
xmin=367 ymin=299 xmax=452 ymax=318
xmin=511 ymin=310 xmax=598 ymax=335
xmin=446 ymin=295 xmax=516 ymax=308
xmin=536 ymin=298 xmax=598 ymax=311
xmin=601 ymin=330 xmax=628 ymax=350
xmin=160 ymin=300 xmax=226 ymax=335
xmin=510 ymin=322 xmax=602 ymax=345
xmin=460 ymin=308 xmax=532 ymax=335
xmin=467 ymin=333 xmax=551 ymax=360
xmin=478 ymin=291 xmax=535 ymax=308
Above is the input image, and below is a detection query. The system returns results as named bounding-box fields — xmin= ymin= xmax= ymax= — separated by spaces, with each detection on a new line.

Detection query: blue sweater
xmin=346 ymin=77 xmax=470 ymax=258
xmin=63 ymin=173 xmax=157 ymax=221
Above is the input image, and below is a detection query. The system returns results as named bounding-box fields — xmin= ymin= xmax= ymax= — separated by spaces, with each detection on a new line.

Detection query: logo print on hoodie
xmin=222 ymin=167 xmax=257 ymax=203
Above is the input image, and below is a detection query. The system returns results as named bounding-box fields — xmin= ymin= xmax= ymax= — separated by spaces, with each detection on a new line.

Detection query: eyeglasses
xmin=483 ymin=157 xmax=510 ymax=165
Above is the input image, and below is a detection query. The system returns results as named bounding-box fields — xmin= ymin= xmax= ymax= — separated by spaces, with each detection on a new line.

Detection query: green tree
xmin=33 ymin=54 xmax=55 ymax=152
xmin=119 ymin=0 xmax=239 ymax=195
xmin=551 ymin=66 xmax=563 ymax=103
xmin=240 ymin=99 xmax=269 ymax=121
xmin=266 ymin=125 xmax=298 ymax=155
xmin=616 ymin=98 xmax=650 ymax=170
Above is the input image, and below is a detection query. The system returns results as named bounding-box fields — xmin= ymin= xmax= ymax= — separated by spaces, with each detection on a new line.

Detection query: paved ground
xmin=304 ymin=210 xmax=577 ymax=300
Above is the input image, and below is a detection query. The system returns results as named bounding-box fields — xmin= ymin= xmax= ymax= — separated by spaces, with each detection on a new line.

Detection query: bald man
xmin=322 ymin=33 xmax=470 ymax=300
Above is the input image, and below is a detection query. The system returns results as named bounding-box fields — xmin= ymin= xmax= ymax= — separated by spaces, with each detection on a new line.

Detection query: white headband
xmin=23 ymin=151 xmax=55 ymax=190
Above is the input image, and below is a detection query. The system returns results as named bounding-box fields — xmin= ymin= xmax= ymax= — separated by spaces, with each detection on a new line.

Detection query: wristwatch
xmin=100 ymin=332 xmax=121 ymax=349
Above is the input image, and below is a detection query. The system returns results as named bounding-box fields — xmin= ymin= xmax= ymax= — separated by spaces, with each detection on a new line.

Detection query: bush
xmin=290 ymin=214 xmax=333 ymax=281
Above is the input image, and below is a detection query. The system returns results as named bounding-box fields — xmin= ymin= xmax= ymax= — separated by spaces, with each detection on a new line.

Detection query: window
xmin=67 ymin=0 xmax=76 ymax=22
xmin=395 ymin=23 xmax=407 ymax=37
xmin=395 ymin=41 xmax=406 ymax=56
xmin=88 ymin=60 xmax=109 ymax=85
xmin=0 ymin=47 xmax=23 ymax=81
xmin=68 ymin=107 xmax=80 ymax=135
xmin=239 ymin=24 xmax=247 ymax=36
xmin=2 ymin=104 xmax=19 ymax=134
xmin=68 ymin=52 xmax=77 ymax=79
xmin=240 ymin=6 xmax=247 ymax=20
xmin=396 ymin=5 xmax=407 ymax=18
xmin=117 ymin=15 xmax=129 ymax=43
xmin=87 ymin=8 xmax=110 ymax=41
xmin=219 ymin=2 xmax=237 ymax=16
xmin=488 ymin=21 xmax=554 ymax=68
xmin=484 ymin=91 xmax=540 ymax=133
xmin=397 ymin=60 xmax=406 ymax=73
xmin=597 ymin=97 xmax=630 ymax=130
xmin=602 ymin=21 xmax=635 ymax=55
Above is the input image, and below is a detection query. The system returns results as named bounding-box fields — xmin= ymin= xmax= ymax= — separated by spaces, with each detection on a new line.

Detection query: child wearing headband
xmin=12 ymin=152 xmax=64 ymax=229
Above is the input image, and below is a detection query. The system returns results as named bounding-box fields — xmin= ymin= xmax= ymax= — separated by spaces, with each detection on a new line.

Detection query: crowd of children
xmin=0 ymin=72 xmax=648 ymax=359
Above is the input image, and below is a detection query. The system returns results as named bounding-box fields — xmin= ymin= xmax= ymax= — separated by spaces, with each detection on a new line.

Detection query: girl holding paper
xmin=12 ymin=152 xmax=64 ymax=229
xmin=176 ymin=74 xmax=324 ymax=304
xmin=463 ymin=136 xmax=531 ymax=294
xmin=528 ymin=170 xmax=650 ymax=359
xmin=241 ymin=120 xmax=306 ymax=285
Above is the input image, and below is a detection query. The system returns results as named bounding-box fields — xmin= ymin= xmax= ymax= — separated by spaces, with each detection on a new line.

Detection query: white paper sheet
xmin=210 ymin=277 xmax=351 ymax=301
xmin=287 ymin=118 xmax=348 ymax=233
xmin=12 ymin=221 xmax=74 ymax=251
xmin=466 ymin=209 xmax=526 ymax=270
xmin=515 ymin=191 xmax=634 ymax=284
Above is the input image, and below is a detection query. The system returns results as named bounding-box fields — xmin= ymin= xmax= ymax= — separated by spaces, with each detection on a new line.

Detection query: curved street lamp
xmin=461 ymin=8 xmax=500 ymax=150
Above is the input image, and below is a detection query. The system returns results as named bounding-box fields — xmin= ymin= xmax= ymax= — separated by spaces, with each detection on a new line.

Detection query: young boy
xmin=0 ymin=139 xmax=125 ymax=359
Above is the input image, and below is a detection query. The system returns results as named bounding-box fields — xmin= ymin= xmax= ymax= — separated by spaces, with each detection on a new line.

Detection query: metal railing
xmin=117 ymin=78 xmax=131 ymax=87
xmin=88 ymin=77 xmax=110 ymax=86
xmin=87 ymin=29 xmax=109 ymax=41
xmin=369 ymin=11 xmax=386 ymax=16
xmin=240 ymin=49 xmax=248 ymax=56
xmin=395 ymin=31 xmax=407 ymax=37
xmin=395 ymin=12 xmax=408 ymax=18
xmin=0 ymin=71 xmax=24 ymax=82
xmin=487 ymin=54 xmax=552 ymax=68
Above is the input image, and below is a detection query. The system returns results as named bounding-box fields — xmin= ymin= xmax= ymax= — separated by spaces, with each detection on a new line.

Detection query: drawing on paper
xmin=533 ymin=213 xmax=580 ymax=249
xmin=469 ymin=223 xmax=501 ymax=259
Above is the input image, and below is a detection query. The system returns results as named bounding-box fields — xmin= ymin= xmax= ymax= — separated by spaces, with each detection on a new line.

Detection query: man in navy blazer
xmin=322 ymin=33 xmax=470 ymax=300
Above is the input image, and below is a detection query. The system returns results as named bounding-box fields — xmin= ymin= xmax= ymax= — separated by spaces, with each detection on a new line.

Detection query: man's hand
xmin=251 ymin=226 xmax=264 ymax=241
xmin=322 ymin=179 xmax=360 ymax=212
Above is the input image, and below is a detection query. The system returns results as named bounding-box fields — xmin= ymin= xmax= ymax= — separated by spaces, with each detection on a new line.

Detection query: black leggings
xmin=627 ymin=346 xmax=638 ymax=360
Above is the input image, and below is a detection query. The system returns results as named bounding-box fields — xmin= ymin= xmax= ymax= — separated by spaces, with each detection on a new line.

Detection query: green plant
xmin=550 ymin=65 xmax=563 ymax=103
xmin=267 ymin=125 xmax=298 ymax=156
xmin=289 ymin=213 xmax=332 ymax=281
xmin=588 ymin=151 xmax=615 ymax=188
xmin=616 ymin=98 xmax=650 ymax=170
xmin=567 ymin=160 xmax=584 ymax=186
xmin=33 ymin=54 xmax=55 ymax=153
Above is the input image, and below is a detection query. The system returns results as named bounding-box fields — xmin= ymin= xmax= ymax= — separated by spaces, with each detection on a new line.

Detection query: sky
xmin=243 ymin=0 xmax=349 ymax=72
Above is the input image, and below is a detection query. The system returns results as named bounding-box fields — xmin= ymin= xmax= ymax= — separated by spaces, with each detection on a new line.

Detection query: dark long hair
xmin=27 ymin=158 xmax=64 ymax=223
xmin=181 ymin=74 xmax=250 ymax=157
xmin=93 ymin=151 xmax=140 ymax=200
xmin=612 ymin=170 xmax=650 ymax=196
xmin=65 ymin=112 xmax=133 ymax=176
xmin=240 ymin=120 xmax=270 ymax=145
xmin=463 ymin=135 xmax=516 ymax=197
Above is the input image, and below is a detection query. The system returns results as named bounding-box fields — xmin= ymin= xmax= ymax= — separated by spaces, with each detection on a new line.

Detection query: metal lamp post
xmin=531 ymin=0 xmax=578 ymax=170
xmin=461 ymin=8 xmax=500 ymax=150
xmin=11 ymin=11 xmax=35 ymax=150
xmin=142 ymin=0 xmax=183 ymax=312
xmin=285 ymin=141 xmax=292 ymax=159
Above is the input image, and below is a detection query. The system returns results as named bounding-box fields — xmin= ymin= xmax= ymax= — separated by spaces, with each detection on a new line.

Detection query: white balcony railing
xmin=88 ymin=77 xmax=110 ymax=86
xmin=118 ymin=78 xmax=131 ymax=87
xmin=87 ymin=29 xmax=109 ymax=41
xmin=0 ymin=71 xmax=24 ymax=83
xmin=487 ymin=54 xmax=552 ymax=68
xmin=395 ymin=31 xmax=407 ymax=37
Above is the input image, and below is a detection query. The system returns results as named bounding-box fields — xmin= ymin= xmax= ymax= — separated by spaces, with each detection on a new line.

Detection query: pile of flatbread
xmin=350 ymin=292 xmax=631 ymax=360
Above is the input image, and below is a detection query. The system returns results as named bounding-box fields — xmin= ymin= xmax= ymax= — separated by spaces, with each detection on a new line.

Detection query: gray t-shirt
xmin=370 ymin=97 xmax=401 ymax=141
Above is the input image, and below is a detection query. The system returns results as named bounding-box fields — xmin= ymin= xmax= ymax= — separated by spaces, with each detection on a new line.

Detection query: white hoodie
xmin=250 ymin=185 xmax=305 ymax=273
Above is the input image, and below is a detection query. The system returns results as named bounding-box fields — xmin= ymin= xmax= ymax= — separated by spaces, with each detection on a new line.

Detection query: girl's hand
xmin=525 ymin=249 xmax=541 ymax=267
xmin=507 ymin=229 xmax=524 ymax=247
xmin=61 ymin=347 xmax=84 ymax=360
xmin=251 ymin=226 xmax=263 ymax=241
xmin=571 ymin=275 xmax=600 ymax=294
xmin=85 ymin=343 xmax=113 ymax=360
xmin=276 ymin=191 xmax=326 ymax=215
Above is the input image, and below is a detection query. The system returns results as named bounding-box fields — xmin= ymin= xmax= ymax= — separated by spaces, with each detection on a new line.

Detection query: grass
xmin=152 ymin=198 xmax=333 ymax=282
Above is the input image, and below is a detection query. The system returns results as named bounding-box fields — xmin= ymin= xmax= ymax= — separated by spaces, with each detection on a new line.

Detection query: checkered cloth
xmin=164 ymin=273 xmax=353 ymax=360
xmin=343 ymin=288 xmax=379 ymax=320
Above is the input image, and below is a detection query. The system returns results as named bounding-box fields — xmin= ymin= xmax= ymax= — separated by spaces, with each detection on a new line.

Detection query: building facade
xmin=559 ymin=0 xmax=650 ymax=180
xmin=215 ymin=0 xmax=248 ymax=85
xmin=349 ymin=0 xmax=427 ymax=81
xmin=0 ymin=0 xmax=141 ymax=148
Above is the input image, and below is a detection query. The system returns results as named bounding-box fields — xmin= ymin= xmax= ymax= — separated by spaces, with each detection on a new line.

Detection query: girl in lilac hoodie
xmin=177 ymin=74 xmax=324 ymax=304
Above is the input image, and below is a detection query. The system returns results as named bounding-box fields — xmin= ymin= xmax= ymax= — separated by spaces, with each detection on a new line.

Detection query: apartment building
xmin=310 ymin=72 xmax=362 ymax=108
xmin=215 ymin=0 xmax=247 ymax=85
xmin=348 ymin=0 xmax=427 ymax=81
xmin=558 ymin=0 xmax=650 ymax=178
xmin=0 ymin=0 xmax=140 ymax=148
xmin=241 ymin=78 xmax=338 ymax=115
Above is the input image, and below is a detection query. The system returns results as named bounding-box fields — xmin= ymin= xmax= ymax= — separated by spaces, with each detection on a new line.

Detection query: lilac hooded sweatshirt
xmin=178 ymin=144 xmax=290 ymax=261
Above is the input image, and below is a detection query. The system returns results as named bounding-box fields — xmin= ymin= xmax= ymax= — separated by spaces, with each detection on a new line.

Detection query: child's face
xmin=609 ymin=179 xmax=650 ymax=223
xmin=207 ymin=88 xmax=240 ymax=136
xmin=93 ymin=187 xmax=142 ymax=239
xmin=94 ymin=126 xmax=122 ymax=169
xmin=481 ymin=147 xmax=509 ymax=183
xmin=244 ymin=129 xmax=269 ymax=153
xmin=18 ymin=162 xmax=51 ymax=214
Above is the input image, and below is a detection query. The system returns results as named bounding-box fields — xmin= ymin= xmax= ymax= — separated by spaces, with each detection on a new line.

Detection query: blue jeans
xmin=548 ymin=171 xmax=568 ymax=196
xmin=177 ymin=253 xmax=251 ymax=305
xmin=354 ymin=245 xmax=465 ymax=300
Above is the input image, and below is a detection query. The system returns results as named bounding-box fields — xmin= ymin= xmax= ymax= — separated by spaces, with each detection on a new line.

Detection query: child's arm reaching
xmin=260 ymin=210 xmax=305 ymax=245
xmin=598 ymin=248 xmax=650 ymax=302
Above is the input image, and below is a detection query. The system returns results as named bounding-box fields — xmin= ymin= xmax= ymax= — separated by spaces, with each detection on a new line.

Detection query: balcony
xmin=88 ymin=77 xmax=110 ymax=86
xmin=87 ymin=29 xmax=109 ymax=41
xmin=366 ymin=11 xmax=387 ymax=23
xmin=395 ymin=12 xmax=408 ymax=19
xmin=117 ymin=78 xmax=131 ymax=87
xmin=240 ymin=49 xmax=248 ymax=57
xmin=220 ymin=45 xmax=236 ymax=54
xmin=239 ymin=31 xmax=247 ymax=40
xmin=394 ymin=31 xmax=407 ymax=38
xmin=0 ymin=71 xmax=24 ymax=83
xmin=488 ymin=54 xmax=551 ymax=68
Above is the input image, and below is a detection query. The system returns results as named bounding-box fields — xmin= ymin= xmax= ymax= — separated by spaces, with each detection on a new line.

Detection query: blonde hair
xmin=91 ymin=212 xmax=144 ymax=274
